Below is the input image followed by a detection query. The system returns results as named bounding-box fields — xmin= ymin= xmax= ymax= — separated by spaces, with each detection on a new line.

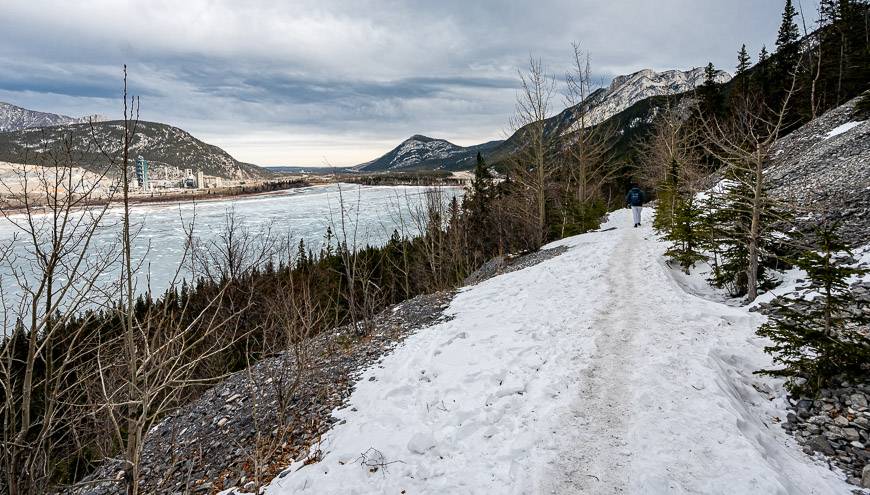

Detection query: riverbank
xmin=0 ymin=178 xmax=312 ymax=216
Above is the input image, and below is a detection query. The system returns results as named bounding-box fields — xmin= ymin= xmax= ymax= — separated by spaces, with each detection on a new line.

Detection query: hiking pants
xmin=632 ymin=206 xmax=642 ymax=225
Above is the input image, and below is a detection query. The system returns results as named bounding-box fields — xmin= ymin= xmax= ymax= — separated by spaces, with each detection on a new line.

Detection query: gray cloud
xmin=0 ymin=0 xmax=819 ymax=165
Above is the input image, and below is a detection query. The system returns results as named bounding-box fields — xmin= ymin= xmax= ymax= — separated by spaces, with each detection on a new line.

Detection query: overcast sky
xmin=1 ymin=0 xmax=820 ymax=166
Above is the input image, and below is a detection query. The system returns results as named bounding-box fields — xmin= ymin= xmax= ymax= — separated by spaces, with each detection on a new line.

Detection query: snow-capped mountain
xmin=357 ymin=135 xmax=503 ymax=172
xmin=578 ymin=67 xmax=731 ymax=128
xmin=0 ymin=101 xmax=105 ymax=132
xmin=356 ymin=67 xmax=731 ymax=172
xmin=0 ymin=120 xmax=270 ymax=179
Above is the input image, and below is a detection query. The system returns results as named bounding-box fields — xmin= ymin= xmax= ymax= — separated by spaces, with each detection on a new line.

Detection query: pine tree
xmin=699 ymin=62 xmax=723 ymax=117
xmin=752 ymin=45 xmax=770 ymax=97
xmin=653 ymin=157 xmax=681 ymax=234
xmin=736 ymin=44 xmax=751 ymax=75
xmin=734 ymin=44 xmax=753 ymax=98
xmin=819 ymin=0 xmax=840 ymax=25
xmin=703 ymin=163 xmax=781 ymax=297
xmin=471 ymin=151 xmax=492 ymax=198
xmin=775 ymin=0 xmax=801 ymax=74
xmin=295 ymin=238 xmax=308 ymax=270
xmin=465 ymin=152 xmax=496 ymax=260
xmin=757 ymin=224 xmax=870 ymax=392
xmin=663 ymin=194 xmax=707 ymax=273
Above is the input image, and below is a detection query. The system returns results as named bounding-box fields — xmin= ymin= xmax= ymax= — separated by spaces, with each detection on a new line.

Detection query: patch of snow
xmin=824 ymin=120 xmax=863 ymax=139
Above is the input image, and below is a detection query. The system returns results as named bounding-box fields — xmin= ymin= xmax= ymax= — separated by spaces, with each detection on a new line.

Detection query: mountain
xmin=357 ymin=135 xmax=503 ymax=172
xmin=578 ymin=67 xmax=731 ymax=129
xmin=0 ymin=120 xmax=270 ymax=180
xmin=495 ymin=66 xmax=732 ymax=156
xmin=0 ymin=101 xmax=105 ymax=132
xmin=355 ymin=67 xmax=731 ymax=172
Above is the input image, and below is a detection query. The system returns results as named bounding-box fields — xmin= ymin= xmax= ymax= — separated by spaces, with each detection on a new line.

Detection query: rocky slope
xmin=357 ymin=135 xmax=502 ymax=172
xmin=0 ymin=120 xmax=270 ymax=180
xmin=0 ymin=101 xmax=104 ymax=132
xmin=766 ymin=94 xmax=870 ymax=243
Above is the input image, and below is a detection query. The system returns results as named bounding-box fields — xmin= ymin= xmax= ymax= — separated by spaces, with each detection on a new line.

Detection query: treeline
xmin=645 ymin=0 xmax=869 ymax=393
xmin=344 ymin=171 xmax=458 ymax=186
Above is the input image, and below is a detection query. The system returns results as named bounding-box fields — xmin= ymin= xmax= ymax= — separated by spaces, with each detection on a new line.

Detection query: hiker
xmin=625 ymin=184 xmax=646 ymax=228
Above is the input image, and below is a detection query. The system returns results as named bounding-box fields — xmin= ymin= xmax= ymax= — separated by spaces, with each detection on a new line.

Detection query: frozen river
xmin=0 ymin=184 xmax=462 ymax=316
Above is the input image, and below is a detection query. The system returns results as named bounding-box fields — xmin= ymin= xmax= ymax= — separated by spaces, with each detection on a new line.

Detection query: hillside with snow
xmin=578 ymin=67 xmax=731 ymax=129
xmin=248 ymin=209 xmax=856 ymax=495
xmin=0 ymin=120 xmax=270 ymax=180
xmin=0 ymin=101 xmax=105 ymax=132
xmin=357 ymin=135 xmax=502 ymax=172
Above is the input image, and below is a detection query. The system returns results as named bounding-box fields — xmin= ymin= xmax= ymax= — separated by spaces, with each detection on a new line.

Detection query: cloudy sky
xmin=1 ymin=0 xmax=819 ymax=166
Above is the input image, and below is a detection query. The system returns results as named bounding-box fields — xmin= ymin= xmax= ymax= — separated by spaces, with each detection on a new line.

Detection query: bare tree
xmin=637 ymin=101 xmax=704 ymax=230
xmin=508 ymin=56 xmax=559 ymax=248
xmin=0 ymin=127 xmax=122 ymax=494
xmin=558 ymin=43 xmax=619 ymax=234
xmin=700 ymin=74 xmax=798 ymax=302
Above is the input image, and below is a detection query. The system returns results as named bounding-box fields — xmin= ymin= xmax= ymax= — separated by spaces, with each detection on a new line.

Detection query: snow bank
xmin=245 ymin=209 xmax=855 ymax=495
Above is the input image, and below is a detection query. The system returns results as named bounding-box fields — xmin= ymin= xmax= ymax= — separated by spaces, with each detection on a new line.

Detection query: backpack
xmin=629 ymin=189 xmax=641 ymax=206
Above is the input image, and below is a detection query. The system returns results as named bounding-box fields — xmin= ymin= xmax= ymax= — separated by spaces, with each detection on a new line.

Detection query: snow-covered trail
xmin=257 ymin=210 xmax=855 ymax=495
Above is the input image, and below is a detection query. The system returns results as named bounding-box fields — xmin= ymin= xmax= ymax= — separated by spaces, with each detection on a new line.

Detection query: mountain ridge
xmin=355 ymin=67 xmax=731 ymax=172
xmin=0 ymin=101 xmax=106 ymax=132
xmin=356 ymin=135 xmax=503 ymax=172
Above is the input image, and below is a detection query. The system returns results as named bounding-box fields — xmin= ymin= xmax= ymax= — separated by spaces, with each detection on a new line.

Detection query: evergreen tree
xmin=775 ymin=0 xmax=801 ymax=75
xmin=698 ymin=62 xmax=723 ymax=117
xmin=736 ymin=44 xmax=751 ymax=75
xmin=758 ymin=45 xmax=769 ymax=65
xmin=752 ymin=45 xmax=771 ymax=104
xmin=295 ymin=238 xmax=308 ymax=270
xmin=734 ymin=44 xmax=753 ymax=98
xmin=703 ymin=163 xmax=781 ymax=297
xmin=471 ymin=151 xmax=492 ymax=197
xmin=464 ymin=152 xmax=496 ymax=259
xmin=757 ymin=224 xmax=870 ymax=392
xmin=663 ymin=194 xmax=707 ymax=273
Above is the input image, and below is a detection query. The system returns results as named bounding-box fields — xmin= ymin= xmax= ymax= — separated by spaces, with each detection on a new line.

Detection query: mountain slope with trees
xmin=0 ymin=120 xmax=270 ymax=179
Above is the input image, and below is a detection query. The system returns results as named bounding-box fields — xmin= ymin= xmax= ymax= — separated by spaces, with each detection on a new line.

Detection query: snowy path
xmin=256 ymin=210 xmax=855 ymax=495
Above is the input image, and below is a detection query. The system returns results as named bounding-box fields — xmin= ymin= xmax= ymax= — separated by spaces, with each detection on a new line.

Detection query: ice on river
xmin=0 ymin=184 xmax=461 ymax=313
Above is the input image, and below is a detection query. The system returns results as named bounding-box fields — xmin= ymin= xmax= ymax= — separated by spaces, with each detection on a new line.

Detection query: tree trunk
xmin=746 ymin=156 xmax=764 ymax=302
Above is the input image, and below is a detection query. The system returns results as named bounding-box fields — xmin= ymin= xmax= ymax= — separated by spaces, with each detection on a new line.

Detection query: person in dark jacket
xmin=625 ymin=184 xmax=646 ymax=228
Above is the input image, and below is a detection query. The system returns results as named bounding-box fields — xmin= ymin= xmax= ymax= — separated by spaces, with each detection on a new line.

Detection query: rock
xmin=834 ymin=415 xmax=850 ymax=427
xmin=863 ymin=464 xmax=870 ymax=488
xmin=194 ymin=482 xmax=212 ymax=493
xmin=843 ymin=428 xmax=861 ymax=442
xmin=852 ymin=393 xmax=868 ymax=408
xmin=806 ymin=435 xmax=836 ymax=456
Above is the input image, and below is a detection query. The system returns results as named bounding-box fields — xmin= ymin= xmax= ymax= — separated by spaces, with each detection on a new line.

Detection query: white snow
xmin=251 ymin=209 xmax=857 ymax=495
xmin=825 ymin=120 xmax=863 ymax=139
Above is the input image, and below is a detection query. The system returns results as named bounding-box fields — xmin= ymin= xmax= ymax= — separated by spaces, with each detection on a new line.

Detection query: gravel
xmin=766 ymin=95 xmax=870 ymax=245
